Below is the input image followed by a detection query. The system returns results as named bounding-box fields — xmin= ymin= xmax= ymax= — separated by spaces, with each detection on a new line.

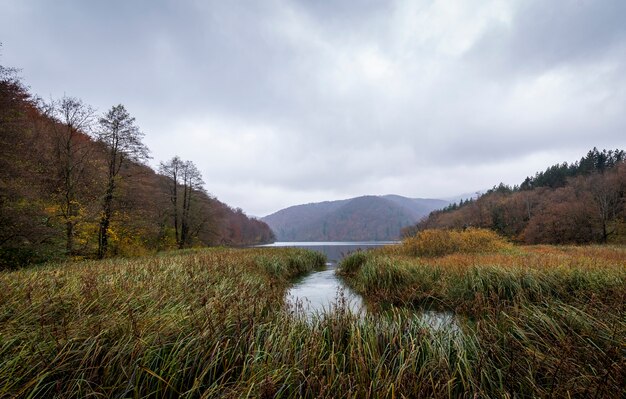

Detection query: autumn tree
xmin=1 ymin=57 xmax=276 ymax=265
xmin=0 ymin=62 xmax=55 ymax=266
xmin=95 ymin=104 xmax=150 ymax=258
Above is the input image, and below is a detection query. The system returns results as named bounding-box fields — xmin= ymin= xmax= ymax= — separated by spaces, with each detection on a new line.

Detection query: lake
xmin=259 ymin=241 xmax=460 ymax=333
xmin=259 ymin=241 xmax=394 ymax=315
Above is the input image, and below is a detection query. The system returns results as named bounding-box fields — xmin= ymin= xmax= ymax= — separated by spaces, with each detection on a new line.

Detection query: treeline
xmin=0 ymin=63 xmax=274 ymax=268
xmin=407 ymin=148 xmax=626 ymax=244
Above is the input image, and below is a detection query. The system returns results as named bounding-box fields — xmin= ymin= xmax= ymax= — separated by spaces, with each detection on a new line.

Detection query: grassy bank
xmin=0 ymin=248 xmax=328 ymax=398
xmin=1 ymin=243 xmax=624 ymax=397
xmin=337 ymin=229 xmax=626 ymax=397
xmin=338 ymin=231 xmax=626 ymax=313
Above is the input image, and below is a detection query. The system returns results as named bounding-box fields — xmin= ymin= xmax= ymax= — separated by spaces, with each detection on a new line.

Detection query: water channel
xmin=259 ymin=242 xmax=459 ymax=332
xmin=260 ymin=242 xmax=388 ymax=315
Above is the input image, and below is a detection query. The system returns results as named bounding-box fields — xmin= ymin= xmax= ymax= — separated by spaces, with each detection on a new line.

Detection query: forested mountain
xmin=263 ymin=195 xmax=448 ymax=241
xmin=0 ymin=64 xmax=274 ymax=268
xmin=408 ymin=148 xmax=626 ymax=244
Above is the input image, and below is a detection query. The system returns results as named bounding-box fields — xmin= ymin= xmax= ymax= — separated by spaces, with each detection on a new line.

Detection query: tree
xmin=159 ymin=156 xmax=183 ymax=247
xmin=45 ymin=96 xmax=95 ymax=255
xmin=522 ymin=186 xmax=599 ymax=244
xmin=586 ymin=172 xmax=623 ymax=243
xmin=1 ymin=58 xmax=278 ymax=265
xmin=180 ymin=160 xmax=205 ymax=247
xmin=95 ymin=104 xmax=150 ymax=258
xmin=0 ymin=61 xmax=53 ymax=266
xmin=159 ymin=157 xmax=206 ymax=248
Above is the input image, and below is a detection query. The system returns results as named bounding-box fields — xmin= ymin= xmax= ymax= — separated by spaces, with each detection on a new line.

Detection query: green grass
xmin=1 ymin=245 xmax=624 ymax=397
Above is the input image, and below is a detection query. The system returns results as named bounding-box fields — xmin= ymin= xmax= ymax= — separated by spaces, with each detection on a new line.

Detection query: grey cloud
xmin=468 ymin=0 xmax=626 ymax=74
xmin=1 ymin=0 xmax=626 ymax=216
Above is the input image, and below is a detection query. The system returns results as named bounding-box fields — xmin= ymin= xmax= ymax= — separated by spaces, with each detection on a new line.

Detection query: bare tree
xmin=587 ymin=172 xmax=622 ymax=243
xmin=95 ymin=104 xmax=150 ymax=258
xmin=159 ymin=157 xmax=205 ymax=248
xmin=45 ymin=96 xmax=95 ymax=255
xmin=180 ymin=160 xmax=205 ymax=247
xmin=159 ymin=156 xmax=184 ymax=247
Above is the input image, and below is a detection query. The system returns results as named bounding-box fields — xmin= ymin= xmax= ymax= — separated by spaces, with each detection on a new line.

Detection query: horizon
xmin=2 ymin=1 xmax=626 ymax=216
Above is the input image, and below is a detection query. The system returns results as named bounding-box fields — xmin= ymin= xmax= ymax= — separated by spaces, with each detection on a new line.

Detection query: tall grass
xmin=0 ymin=248 xmax=324 ymax=398
xmin=336 ymin=232 xmax=625 ymax=397
xmin=1 ymin=245 xmax=624 ymax=397
xmin=339 ymin=235 xmax=626 ymax=313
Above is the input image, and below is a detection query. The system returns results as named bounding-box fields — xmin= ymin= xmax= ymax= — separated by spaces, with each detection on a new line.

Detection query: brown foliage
xmin=415 ymin=162 xmax=626 ymax=245
xmin=402 ymin=228 xmax=511 ymax=257
xmin=0 ymin=65 xmax=274 ymax=267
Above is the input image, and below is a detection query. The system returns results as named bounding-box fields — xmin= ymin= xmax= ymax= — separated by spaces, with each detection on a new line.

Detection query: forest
xmin=408 ymin=148 xmax=626 ymax=244
xmin=0 ymin=63 xmax=274 ymax=269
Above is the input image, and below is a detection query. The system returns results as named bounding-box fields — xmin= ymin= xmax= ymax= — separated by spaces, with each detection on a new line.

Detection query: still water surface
xmin=260 ymin=242 xmax=460 ymax=332
xmin=260 ymin=241 xmax=392 ymax=314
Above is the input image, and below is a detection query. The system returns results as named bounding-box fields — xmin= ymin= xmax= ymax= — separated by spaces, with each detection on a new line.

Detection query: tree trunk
xmin=97 ymin=180 xmax=114 ymax=259
xmin=65 ymin=220 xmax=74 ymax=255
xmin=180 ymin=183 xmax=189 ymax=249
xmin=173 ymin=182 xmax=180 ymax=248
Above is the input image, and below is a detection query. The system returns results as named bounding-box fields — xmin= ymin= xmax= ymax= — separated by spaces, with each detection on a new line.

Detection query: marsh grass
xmin=1 ymin=245 xmax=624 ymax=397
xmin=339 ymin=241 xmax=626 ymax=313
xmin=337 ymin=235 xmax=626 ymax=397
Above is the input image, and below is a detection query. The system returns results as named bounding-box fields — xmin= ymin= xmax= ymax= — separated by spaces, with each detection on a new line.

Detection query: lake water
xmin=259 ymin=241 xmax=460 ymax=332
xmin=260 ymin=241 xmax=393 ymax=315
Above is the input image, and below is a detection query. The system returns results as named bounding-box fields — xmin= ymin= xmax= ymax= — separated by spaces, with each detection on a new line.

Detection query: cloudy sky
xmin=1 ymin=0 xmax=625 ymax=216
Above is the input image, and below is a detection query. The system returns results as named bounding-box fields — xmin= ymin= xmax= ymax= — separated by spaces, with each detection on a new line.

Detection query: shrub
xmin=402 ymin=228 xmax=510 ymax=257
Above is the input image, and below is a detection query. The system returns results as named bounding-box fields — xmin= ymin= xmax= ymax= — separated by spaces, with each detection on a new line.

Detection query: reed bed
xmin=339 ymin=234 xmax=626 ymax=314
xmin=1 ymin=244 xmax=624 ymax=397
xmin=337 ymin=231 xmax=626 ymax=397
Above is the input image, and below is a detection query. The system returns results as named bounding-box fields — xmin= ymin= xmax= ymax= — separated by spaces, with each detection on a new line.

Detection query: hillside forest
xmin=263 ymin=195 xmax=447 ymax=241
xmin=408 ymin=148 xmax=626 ymax=244
xmin=0 ymin=63 xmax=274 ymax=268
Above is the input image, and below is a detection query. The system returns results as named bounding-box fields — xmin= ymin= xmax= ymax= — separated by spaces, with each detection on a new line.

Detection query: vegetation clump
xmin=340 ymin=243 xmax=625 ymax=312
xmin=401 ymin=228 xmax=511 ymax=257
xmin=0 ymin=248 xmax=320 ymax=397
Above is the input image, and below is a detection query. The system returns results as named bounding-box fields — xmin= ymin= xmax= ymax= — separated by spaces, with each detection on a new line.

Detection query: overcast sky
xmin=1 ymin=0 xmax=626 ymax=216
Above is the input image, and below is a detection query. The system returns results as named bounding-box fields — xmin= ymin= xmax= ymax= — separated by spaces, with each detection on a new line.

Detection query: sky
xmin=1 ymin=0 xmax=626 ymax=217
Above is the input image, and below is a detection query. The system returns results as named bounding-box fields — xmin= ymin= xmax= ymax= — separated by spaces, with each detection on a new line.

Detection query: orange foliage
xmin=402 ymin=228 xmax=510 ymax=257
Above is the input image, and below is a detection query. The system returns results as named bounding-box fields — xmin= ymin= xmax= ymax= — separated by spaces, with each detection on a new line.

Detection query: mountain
xmin=262 ymin=195 xmax=448 ymax=241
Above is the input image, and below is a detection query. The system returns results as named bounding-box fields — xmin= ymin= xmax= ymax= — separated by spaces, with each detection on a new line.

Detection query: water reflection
xmin=286 ymin=263 xmax=364 ymax=316
xmin=261 ymin=242 xmax=460 ymax=332
xmin=420 ymin=310 xmax=458 ymax=331
xmin=268 ymin=242 xmax=387 ymax=316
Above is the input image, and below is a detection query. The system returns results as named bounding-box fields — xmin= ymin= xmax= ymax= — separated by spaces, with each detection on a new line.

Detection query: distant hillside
xmin=263 ymin=195 xmax=448 ymax=241
xmin=410 ymin=148 xmax=626 ymax=244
